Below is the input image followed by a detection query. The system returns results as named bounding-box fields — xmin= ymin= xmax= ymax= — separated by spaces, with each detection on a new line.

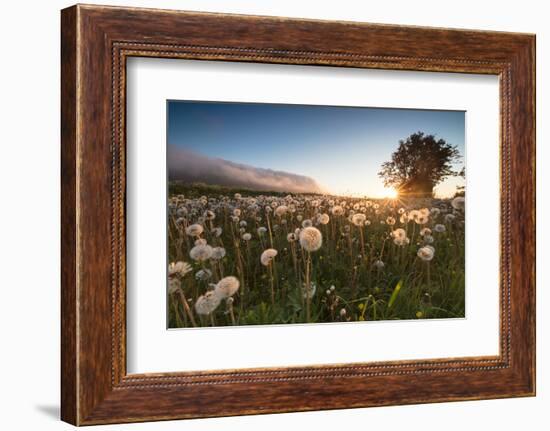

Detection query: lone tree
xmin=378 ymin=132 xmax=461 ymax=198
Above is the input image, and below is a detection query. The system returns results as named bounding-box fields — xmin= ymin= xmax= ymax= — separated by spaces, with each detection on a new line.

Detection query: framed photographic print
xmin=61 ymin=4 xmax=536 ymax=425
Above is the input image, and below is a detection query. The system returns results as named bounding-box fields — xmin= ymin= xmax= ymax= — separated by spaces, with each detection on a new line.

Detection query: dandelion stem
xmin=177 ymin=290 xmax=197 ymax=327
xmin=305 ymin=253 xmax=311 ymax=323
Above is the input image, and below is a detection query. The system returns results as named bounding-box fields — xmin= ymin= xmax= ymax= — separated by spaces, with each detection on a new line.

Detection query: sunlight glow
xmin=382 ymin=187 xmax=399 ymax=199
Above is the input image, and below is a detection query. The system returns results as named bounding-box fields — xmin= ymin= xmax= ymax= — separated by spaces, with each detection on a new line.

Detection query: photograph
xmin=166 ymin=101 xmax=466 ymax=328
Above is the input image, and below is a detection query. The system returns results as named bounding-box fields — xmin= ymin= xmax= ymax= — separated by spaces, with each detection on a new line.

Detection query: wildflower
xmin=394 ymin=236 xmax=410 ymax=246
xmin=318 ymin=213 xmax=330 ymax=225
xmin=339 ymin=308 xmax=347 ymax=317
xmin=299 ymin=227 xmax=323 ymax=252
xmin=373 ymin=260 xmax=385 ymax=270
xmin=210 ymin=247 xmax=226 ymax=260
xmin=242 ymin=233 xmax=252 ymax=241
xmin=194 ymin=291 xmax=222 ymax=315
xmin=195 ymin=268 xmax=212 ymax=281
xmin=189 ymin=244 xmax=213 ymax=262
xmin=287 ymin=233 xmax=297 ymax=242
xmin=168 ymin=277 xmax=181 ymax=295
xmin=257 ymin=226 xmax=267 ymax=236
xmin=416 ymin=214 xmax=429 ymax=225
xmin=452 ymin=196 xmax=465 ymax=211
xmin=239 ymin=220 xmax=247 ymax=228
xmin=386 ymin=216 xmax=396 ymax=225
xmin=423 ymin=235 xmax=434 ymax=244
xmin=444 ymin=214 xmax=456 ymax=223
xmin=274 ymin=205 xmax=288 ymax=217
xmin=434 ymin=224 xmax=446 ymax=233
xmin=302 ymin=219 xmax=313 ymax=228
xmin=420 ymin=227 xmax=432 ymax=236
xmin=203 ymin=210 xmax=216 ymax=220
xmin=212 ymin=227 xmax=223 ymax=237
xmin=416 ymin=311 xmax=424 ymax=318
xmin=234 ymin=193 xmax=242 ymax=200
xmin=391 ymin=228 xmax=407 ymax=240
xmin=417 ymin=246 xmax=435 ymax=261
xmin=215 ymin=276 xmax=240 ymax=298
xmin=194 ymin=238 xmax=207 ymax=246
xmin=351 ymin=213 xmax=367 ymax=227
xmin=419 ymin=208 xmax=430 ymax=217
xmin=168 ymin=261 xmax=192 ymax=277
xmin=331 ymin=205 xmax=344 ymax=216
xmin=185 ymin=223 xmax=204 ymax=237
xmin=260 ymin=248 xmax=278 ymax=266
xmin=330 ymin=285 xmax=336 ymax=292
xmin=233 ymin=208 xmax=241 ymax=217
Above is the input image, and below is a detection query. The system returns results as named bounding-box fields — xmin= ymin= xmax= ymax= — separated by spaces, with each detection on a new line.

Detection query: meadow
xmin=167 ymin=182 xmax=465 ymax=328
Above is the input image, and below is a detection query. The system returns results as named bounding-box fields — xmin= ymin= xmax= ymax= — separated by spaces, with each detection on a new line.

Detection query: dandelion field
xmin=167 ymin=182 xmax=466 ymax=328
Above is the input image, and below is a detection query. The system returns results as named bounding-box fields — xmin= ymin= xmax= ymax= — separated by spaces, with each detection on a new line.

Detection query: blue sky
xmin=167 ymin=100 xmax=465 ymax=198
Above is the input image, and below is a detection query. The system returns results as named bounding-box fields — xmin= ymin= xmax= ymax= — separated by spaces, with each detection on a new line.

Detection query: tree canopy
xmin=378 ymin=132 xmax=461 ymax=197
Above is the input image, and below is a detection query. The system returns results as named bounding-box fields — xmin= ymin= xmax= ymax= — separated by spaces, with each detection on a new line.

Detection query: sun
xmin=383 ymin=187 xmax=399 ymax=199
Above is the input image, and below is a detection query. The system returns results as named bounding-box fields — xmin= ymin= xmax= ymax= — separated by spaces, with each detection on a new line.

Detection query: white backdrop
xmin=0 ymin=1 xmax=547 ymax=430
xmin=126 ymin=59 xmax=500 ymax=373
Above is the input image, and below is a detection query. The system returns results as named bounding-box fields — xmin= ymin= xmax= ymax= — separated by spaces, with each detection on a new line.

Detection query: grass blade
xmin=387 ymin=279 xmax=403 ymax=308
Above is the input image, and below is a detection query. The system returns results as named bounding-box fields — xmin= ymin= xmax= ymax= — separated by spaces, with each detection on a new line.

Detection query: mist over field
xmin=168 ymin=145 xmax=325 ymax=194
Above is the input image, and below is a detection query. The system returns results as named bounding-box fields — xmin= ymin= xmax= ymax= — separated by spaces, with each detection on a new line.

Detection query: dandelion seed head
xmin=185 ymin=223 xmax=204 ymax=237
xmin=318 ymin=213 xmax=330 ymax=225
xmin=168 ymin=277 xmax=181 ymax=295
xmin=351 ymin=213 xmax=367 ymax=227
xmin=189 ymin=244 xmax=213 ymax=262
xmin=260 ymin=248 xmax=278 ymax=266
xmin=434 ymin=224 xmax=446 ymax=233
xmin=373 ymin=260 xmax=385 ymax=270
xmin=420 ymin=227 xmax=432 ymax=236
xmin=331 ymin=205 xmax=344 ymax=216
xmin=203 ymin=210 xmax=216 ymax=220
xmin=168 ymin=261 xmax=192 ymax=277
xmin=444 ymin=214 xmax=456 ymax=223
xmin=242 ymin=233 xmax=252 ymax=241
xmin=417 ymin=246 xmax=435 ymax=261
xmin=195 ymin=268 xmax=213 ymax=281
xmin=391 ymin=228 xmax=407 ymax=240
xmin=299 ymin=226 xmax=323 ymax=252
xmin=302 ymin=219 xmax=313 ymax=228
xmin=452 ymin=196 xmax=465 ymax=211
xmin=274 ymin=205 xmax=288 ymax=217
xmin=215 ymin=276 xmax=240 ymax=298
xmin=211 ymin=247 xmax=226 ymax=260
xmin=194 ymin=290 xmax=222 ymax=315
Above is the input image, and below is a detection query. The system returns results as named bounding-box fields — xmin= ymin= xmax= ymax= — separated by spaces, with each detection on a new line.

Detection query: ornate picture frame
xmin=61 ymin=4 xmax=535 ymax=425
